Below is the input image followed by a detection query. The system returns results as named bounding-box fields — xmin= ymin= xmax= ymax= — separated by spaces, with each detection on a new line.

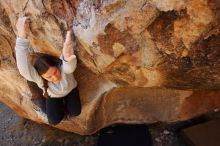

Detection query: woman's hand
xmin=16 ymin=17 xmax=30 ymax=39
xmin=63 ymin=30 xmax=76 ymax=62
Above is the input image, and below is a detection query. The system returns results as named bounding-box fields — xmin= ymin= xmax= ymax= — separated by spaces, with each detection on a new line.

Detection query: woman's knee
xmin=69 ymin=107 xmax=81 ymax=117
xmin=46 ymin=97 xmax=64 ymax=125
xmin=66 ymin=88 xmax=82 ymax=117
xmin=47 ymin=114 xmax=63 ymax=125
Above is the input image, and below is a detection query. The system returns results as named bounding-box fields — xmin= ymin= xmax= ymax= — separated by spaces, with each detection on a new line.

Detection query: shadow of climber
xmin=27 ymin=81 xmax=46 ymax=113
xmin=97 ymin=124 xmax=152 ymax=146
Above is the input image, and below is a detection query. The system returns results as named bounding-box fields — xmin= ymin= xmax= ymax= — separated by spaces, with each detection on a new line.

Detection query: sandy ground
xmin=0 ymin=102 xmax=200 ymax=146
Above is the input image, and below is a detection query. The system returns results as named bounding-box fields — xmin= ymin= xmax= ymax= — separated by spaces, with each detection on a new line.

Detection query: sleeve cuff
xmin=16 ymin=37 xmax=30 ymax=48
xmin=60 ymin=54 xmax=76 ymax=63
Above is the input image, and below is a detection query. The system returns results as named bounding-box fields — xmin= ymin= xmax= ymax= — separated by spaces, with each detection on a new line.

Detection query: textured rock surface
xmin=0 ymin=0 xmax=220 ymax=135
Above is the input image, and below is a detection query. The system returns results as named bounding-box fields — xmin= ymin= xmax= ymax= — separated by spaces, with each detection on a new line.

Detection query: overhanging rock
xmin=0 ymin=0 xmax=219 ymax=135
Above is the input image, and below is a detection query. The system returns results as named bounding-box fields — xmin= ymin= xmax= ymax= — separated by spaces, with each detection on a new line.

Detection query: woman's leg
xmin=46 ymin=97 xmax=64 ymax=125
xmin=65 ymin=87 xmax=81 ymax=117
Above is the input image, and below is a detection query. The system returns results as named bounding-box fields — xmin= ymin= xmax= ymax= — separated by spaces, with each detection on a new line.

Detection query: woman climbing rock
xmin=15 ymin=17 xmax=81 ymax=125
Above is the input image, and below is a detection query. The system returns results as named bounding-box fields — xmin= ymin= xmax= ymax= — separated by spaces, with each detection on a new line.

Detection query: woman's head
xmin=33 ymin=54 xmax=62 ymax=82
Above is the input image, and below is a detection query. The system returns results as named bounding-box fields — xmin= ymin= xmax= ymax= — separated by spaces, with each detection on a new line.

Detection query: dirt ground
xmin=3 ymin=102 xmax=218 ymax=146
xmin=0 ymin=102 xmax=97 ymax=146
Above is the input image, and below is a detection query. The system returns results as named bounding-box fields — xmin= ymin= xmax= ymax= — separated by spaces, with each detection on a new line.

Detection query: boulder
xmin=0 ymin=0 xmax=219 ymax=135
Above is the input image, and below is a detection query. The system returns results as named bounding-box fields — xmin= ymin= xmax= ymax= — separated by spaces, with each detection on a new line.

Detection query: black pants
xmin=46 ymin=87 xmax=81 ymax=125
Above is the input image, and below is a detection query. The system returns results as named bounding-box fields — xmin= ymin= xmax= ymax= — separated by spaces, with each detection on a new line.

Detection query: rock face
xmin=0 ymin=0 xmax=220 ymax=135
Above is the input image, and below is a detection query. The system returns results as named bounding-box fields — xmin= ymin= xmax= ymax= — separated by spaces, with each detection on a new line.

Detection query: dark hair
xmin=32 ymin=53 xmax=62 ymax=98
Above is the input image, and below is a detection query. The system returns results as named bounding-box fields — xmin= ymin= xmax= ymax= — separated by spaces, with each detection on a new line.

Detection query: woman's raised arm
xmin=15 ymin=17 xmax=43 ymax=87
xmin=61 ymin=30 xmax=77 ymax=74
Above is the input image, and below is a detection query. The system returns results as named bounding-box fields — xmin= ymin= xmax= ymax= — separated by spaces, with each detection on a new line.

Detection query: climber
xmin=15 ymin=17 xmax=81 ymax=125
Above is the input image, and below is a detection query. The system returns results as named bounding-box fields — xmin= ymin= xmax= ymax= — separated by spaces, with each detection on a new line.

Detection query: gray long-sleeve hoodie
xmin=15 ymin=38 xmax=77 ymax=98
